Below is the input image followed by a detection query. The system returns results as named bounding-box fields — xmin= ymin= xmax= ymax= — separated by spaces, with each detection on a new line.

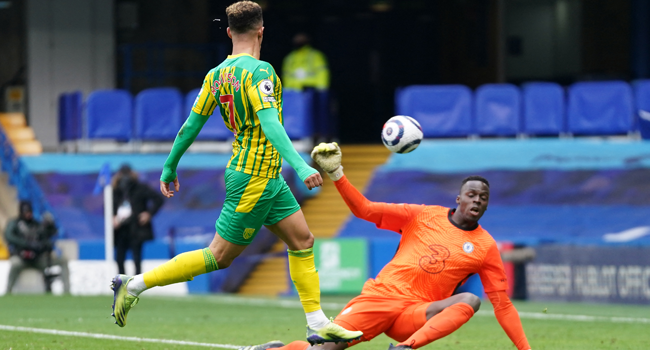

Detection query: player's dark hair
xmin=460 ymin=175 xmax=490 ymax=190
xmin=226 ymin=1 xmax=263 ymax=34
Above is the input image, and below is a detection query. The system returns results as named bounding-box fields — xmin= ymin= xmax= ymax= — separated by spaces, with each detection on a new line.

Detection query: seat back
xmin=282 ymin=90 xmax=313 ymax=140
xmin=633 ymin=80 xmax=650 ymax=139
xmin=185 ymin=88 xmax=232 ymax=141
xmin=475 ymin=84 xmax=521 ymax=136
xmin=135 ymin=87 xmax=184 ymax=140
xmin=86 ymin=90 xmax=133 ymax=141
xmin=522 ymin=82 xmax=565 ymax=135
xmin=58 ymin=91 xmax=83 ymax=141
xmin=567 ymin=81 xmax=633 ymax=135
xmin=395 ymin=85 xmax=473 ymax=137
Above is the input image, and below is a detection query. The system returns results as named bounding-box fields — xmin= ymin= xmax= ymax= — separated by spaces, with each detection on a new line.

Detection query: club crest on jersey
xmin=260 ymin=79 xmax=274 ymax=95
xmin=243 ymin=228 xmax=256 ymax=240
xmin=462 ymin=242 xmax=474 ymax=254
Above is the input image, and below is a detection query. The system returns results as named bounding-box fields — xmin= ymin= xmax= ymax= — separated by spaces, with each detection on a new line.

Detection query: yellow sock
xmin=143 ymin=248 xmax=218 ymax=288
xmin=288 ymin=248 xmax=321 ymax=313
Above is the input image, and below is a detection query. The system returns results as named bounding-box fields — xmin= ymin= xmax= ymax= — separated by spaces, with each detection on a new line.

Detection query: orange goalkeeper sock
xmin=277 ymin=341 xmax=310 ymax=350
xmin=398 ymin=302 xmax=475 ymax=349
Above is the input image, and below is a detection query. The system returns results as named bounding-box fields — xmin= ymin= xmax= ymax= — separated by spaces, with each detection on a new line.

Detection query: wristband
xmin=327 ymin=166 xmax=344 ymax=181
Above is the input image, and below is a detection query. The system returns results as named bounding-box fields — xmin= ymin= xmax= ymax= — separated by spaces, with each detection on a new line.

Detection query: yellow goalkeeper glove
xmin=310 ymin=142 xmax=344 ymax=181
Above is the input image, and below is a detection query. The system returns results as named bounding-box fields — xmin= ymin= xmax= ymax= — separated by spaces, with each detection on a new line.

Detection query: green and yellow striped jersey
xmin=192 ymin=53 xmax=284 ymax=178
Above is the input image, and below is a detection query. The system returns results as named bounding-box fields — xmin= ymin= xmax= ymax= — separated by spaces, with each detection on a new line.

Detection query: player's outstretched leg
xmin=305 ymin=319 xmax=363 ymax=345
xmin=387 ymin=344 xmax=413 ymax=350
xmin=109 ymin=237 xmax=243 ymax=327
xmin=111 ymin=274 xmax=139 ymax=327
xmin=238 ymin=340 xmax=285 ymax=350
xmin=396 ymin=302 xmax=475 ymax=348
xmin=265 ymin=211 xmax=362 ymax=344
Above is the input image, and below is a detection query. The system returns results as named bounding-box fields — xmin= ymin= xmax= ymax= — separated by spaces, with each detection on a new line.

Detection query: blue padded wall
xmin=86 ymin=90 xmax=133 ymax=141
xmin=396 ymin=85 xmax=473 ymax=137
xmin=475 ymin=84 xmax=522 ymax=136
xmin=283 ymin=90 xmax=313 ymax=140
xmin=185 ymin=88 xmax=233 ymax=141
xmin=522 ymin=82 xmax=565 ymax=135
xmin=135 ymin=87 xmax=184 ymax=140
xmin=567 ymin=81 xmax=633 ymax=135
xmin=633 ymin=79 xmax=650 ymax=139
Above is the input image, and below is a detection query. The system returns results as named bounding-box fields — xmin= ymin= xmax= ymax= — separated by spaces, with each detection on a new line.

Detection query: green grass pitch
xmin=0 ymin=294 xmax=648 ymax=349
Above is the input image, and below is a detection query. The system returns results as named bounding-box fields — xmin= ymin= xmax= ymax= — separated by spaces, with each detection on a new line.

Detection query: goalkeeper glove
xmin=310 ymin=142 xmax=344 ymax=181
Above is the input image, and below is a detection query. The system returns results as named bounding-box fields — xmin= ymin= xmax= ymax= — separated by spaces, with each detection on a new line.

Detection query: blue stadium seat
xmin=184 ymin=88 xmax=233 ymax=141
xmin=86 ymin=90 xmax=133 ymax=141
xmin=475 ymin=84 xmax=522 ymax=136
xmin=395 ymin=85 xmax=473 ymax=137
xmin=58 ymin=91 xmax=83 ymax=141
xmin=632 ymin=80 xmax=650 ymax=139
xmin=135 ymin=87 xmax=184 ymax=140
xmin=567 ymin=81 xmax=633 ymax=135
xmin=522 ymin=82 xmax=565 ymax=135
xmin=282 ymin=90 xmax=313 ymax=140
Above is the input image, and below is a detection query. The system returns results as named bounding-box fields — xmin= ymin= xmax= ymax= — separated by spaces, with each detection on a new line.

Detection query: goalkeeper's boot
xmin=387 ymin=344 xmax=413 ymax=350
xmin=306 ymin=318 xmax=363 ymax=345
xmin=237 ymin=340 xmax=285 ymax=350
xmin=111 ymin=274 xmax=139 ymax=327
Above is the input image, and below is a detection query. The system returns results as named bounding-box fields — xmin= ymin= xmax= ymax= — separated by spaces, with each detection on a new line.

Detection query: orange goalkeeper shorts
xmin=333 ymin=294 xmax=431 ymax=344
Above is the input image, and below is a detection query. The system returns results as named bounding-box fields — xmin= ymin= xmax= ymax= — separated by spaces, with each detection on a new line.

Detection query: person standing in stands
xmin=282 ymin=33 xmax=334 ymax=142
xmin=5 ymin=201 xmax=70 ymax=294
xmin=112 ymin=164 xmax=164 ymax=275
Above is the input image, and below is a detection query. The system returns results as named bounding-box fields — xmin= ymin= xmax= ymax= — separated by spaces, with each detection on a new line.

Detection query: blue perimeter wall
xmin=22 ymin=153 xmax=316 ymax=241
xmin=21 ymin=140 xmax=650 ymax=296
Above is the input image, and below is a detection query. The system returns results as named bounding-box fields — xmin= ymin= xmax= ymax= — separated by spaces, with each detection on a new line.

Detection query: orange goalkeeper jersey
xmin=335 ymin=177 xmax=508 ymax=302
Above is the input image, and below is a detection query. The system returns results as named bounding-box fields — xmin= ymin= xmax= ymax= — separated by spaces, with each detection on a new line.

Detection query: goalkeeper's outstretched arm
xmin=312 ymin=143 xmax=424 ymax=232
xmin=486 ymin=291 xmax=532 ymax=350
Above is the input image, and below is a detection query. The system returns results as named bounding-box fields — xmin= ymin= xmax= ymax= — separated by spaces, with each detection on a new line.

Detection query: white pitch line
xmin=167 ymin=295 xmax=650 ymax=325
xmin=0 ymin=325 xmax=242 ymax=349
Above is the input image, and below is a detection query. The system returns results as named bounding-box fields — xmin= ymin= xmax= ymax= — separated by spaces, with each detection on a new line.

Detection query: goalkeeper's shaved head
xmin=226 ymin=1 xmax=263 ymax=34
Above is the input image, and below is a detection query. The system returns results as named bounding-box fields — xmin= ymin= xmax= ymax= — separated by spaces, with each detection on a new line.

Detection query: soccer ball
xmin=381 ymin=115 xmax=423 ymax=154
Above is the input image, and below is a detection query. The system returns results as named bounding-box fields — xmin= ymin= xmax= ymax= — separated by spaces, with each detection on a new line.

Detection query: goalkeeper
xmin=240 ymin=144 xmax=532 ymax=350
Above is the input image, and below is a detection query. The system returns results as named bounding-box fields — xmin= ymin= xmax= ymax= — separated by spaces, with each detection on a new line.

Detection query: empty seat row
xmin=395 ymin=80 xmax=650 ymax=138
xmin=59 ymin=88 xmax=313 ymax=143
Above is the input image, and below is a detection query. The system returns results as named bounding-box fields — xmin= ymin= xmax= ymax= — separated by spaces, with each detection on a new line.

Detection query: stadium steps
xmin=0 ymin=171 xmax=18 ymax=259
xmin=237 ymin=145 xmax=391 ymax=296
xmin=0 ymin=113 xmax=43 ymax=155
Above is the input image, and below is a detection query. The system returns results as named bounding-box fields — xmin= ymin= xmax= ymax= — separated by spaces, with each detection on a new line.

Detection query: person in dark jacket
xmin=112 ymin=164 xmax=164 ymax=275
xmin=5 ymin=201 xmax=70 ymax=294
